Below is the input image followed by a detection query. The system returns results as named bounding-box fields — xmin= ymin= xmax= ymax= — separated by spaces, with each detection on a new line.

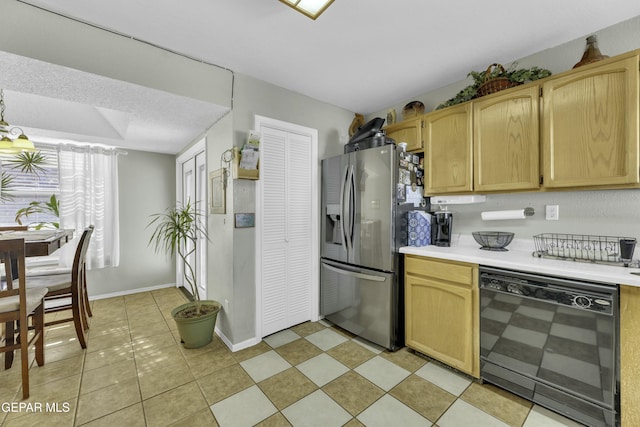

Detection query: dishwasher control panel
xmin=479 ymin=268 xmax=616 ymax=315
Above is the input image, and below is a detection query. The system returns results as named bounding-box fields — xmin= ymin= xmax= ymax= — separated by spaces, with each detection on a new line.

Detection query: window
xmin=0 ymin=143 xmax=60 ymax=227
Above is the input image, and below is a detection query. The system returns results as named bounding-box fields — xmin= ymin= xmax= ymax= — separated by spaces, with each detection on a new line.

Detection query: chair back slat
xmin=0 ymin=238 xmax=27 ymax=315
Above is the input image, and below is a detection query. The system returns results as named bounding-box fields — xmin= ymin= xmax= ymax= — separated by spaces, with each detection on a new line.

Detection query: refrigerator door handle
xmin=339 ymin=164 xmax=350 ymax=252
xmin=347 ymin=164 xmax=355 ymax=249
xmin=322 ymin=262 xmax=387 ymax=282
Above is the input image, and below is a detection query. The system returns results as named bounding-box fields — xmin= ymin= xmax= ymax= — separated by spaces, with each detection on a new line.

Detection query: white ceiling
xmin=5 ymin=0 xmax=640 ymax=153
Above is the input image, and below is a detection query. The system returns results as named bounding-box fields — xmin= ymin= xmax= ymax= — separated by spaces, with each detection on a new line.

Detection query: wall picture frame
xmin=209 ymin=168 xmax=226 ymax=214
xmin=234 ymin=213 xmax=255 ymax=228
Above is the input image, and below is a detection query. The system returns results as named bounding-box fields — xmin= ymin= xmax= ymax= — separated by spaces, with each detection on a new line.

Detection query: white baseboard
xmin=215 ymin=328 xmax=260 ymax=352
xmin=90 ymin=283 xmax=177 ymax=301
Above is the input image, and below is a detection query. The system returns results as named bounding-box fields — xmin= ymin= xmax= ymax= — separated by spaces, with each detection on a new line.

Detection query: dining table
xmin=0 ymin=229 xmax=75 ymax=257
xmin=0 ymin=229 xmax=75 ymax=280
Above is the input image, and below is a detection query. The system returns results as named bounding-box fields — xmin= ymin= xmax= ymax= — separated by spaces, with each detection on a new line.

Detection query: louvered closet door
xmin=261 ymin=127 xmax=313 ymax=337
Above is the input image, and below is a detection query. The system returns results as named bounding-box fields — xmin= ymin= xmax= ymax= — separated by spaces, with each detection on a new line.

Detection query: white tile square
xmin=357 ymin=394 xmax=430 ymax=427
xmin=438 ymin=399 xmax=509 ymax=427
xmin=523 ymin=405 xmax=584 ymax=427
xmin=210 ymin=385 xmax=277 ymax=427
xmin=304 ymin=328 xmax=348 ymax=351
xmin=263 ymin=329 xmax=300 ymax=348
xmin=415 ymin=362 xmax=472 ymax=396
xmin=239 ymin=350 xmax=291 ymax=382
xmin=354 ymin=355 xmax=410 ymax=391
xmin=296 ymin=353 xmax=349 ymax=387
xmin=282 ymin=390 xmax=352 ymax=427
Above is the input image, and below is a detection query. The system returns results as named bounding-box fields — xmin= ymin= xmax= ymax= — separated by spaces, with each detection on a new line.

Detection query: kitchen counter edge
xmin=400 ymin=241 xmax=640 ymax=288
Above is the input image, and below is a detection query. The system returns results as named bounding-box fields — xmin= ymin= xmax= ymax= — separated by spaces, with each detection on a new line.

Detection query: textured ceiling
xmin=5 ymin=0 xmax=640 ymax=153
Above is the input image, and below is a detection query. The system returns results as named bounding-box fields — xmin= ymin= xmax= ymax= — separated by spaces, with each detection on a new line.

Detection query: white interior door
xmin=195 ymin=151 xmax=207 ymax=300
xmin=177 ymin=139 xmax=207 ymax=300
xmin=256 ymin=116 xmax=319 ymax=338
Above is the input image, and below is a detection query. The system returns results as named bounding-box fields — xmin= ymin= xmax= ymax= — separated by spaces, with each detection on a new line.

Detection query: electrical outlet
xmin=545 ymin=205 xmax=559 ymax=220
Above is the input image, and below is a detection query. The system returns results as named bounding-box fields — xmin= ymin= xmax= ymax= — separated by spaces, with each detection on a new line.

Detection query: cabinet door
xmin=405 ymin=273 xmax=475 ymax=375
xmin=385 ymin=117 xmax=423 ymax=152
xmin=424 ymin=104 xmax=473 ymax=194
xmin=542 ymin=55 xmax=640 ymax=188
xmin=474 ymin=86 xmax=540 ymax=191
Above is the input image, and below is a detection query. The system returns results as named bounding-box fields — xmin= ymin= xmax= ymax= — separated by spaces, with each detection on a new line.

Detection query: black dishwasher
xmin=479 ymin=266 xmax=619 ymax=427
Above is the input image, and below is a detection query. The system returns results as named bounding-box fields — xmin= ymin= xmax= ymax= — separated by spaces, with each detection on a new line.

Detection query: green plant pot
xmin=171 ymin=300 xmax=221 ymax=349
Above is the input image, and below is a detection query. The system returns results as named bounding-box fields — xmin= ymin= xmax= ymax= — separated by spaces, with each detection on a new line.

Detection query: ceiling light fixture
xmin=279 ymin=0 xmax=335 ymax=20
xmin=0 ymin=89 xmax=36 ymax=154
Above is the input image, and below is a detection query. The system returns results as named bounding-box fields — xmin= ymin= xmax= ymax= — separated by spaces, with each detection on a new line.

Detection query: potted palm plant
xmin=147 ymin=200 xmax=221 ymax=348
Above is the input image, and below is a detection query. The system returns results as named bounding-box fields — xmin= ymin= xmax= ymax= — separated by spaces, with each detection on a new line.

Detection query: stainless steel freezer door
xmin=320 ymin=259 xmax=397 ymax=349
xmin=351 ymin=145 xmax=397 ymax=272
xmin=321 ymin=153 xmax=350 ymax=264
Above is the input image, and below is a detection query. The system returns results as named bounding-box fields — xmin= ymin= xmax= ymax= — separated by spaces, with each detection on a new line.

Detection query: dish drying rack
xmin=533 ymin=233 xmax=636 ymax=266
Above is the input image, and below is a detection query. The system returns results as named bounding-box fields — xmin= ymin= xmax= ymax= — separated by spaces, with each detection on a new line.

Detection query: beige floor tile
xmin=142 ymin=381 xmax=209 ymax=427
xmin=5 ymin=374 xmax=80 ymax=415
xmin=289 ymin=321 xmax=327 ymax=337
xmin=326 ymin=340 xmax=376 ymax=369
xmin=380 ymin=347 xmax=428 ymax=373
xmin=2 ymin=408 xmax=75 ymax=427
xmin=80 ymin=358 xmax=137 ymax=395
xmin=322 ymin=370 xmax=384 ymax=416
xmin=85 ymin=330 xmax=131 ymax=353
xmin=135 ymin=343 xmax=186 ymax=372
xmin=42 ymin=340 xmax=85 ymax=365
xmin=186 ymin=347 xmax=237 ymax=378
xmin=460 ymin=382 xmax=532 ymax=426
xmin=343 ymin=418 xmax=366 ymax=427
xmin=179 ymin=335 xmax=229 ymax=360
xmin=79 ymin=403 xmax=145 ymax=427
xmin=128 ymin=319 xmax=170 ymax=340
xmin=138 ymin=357 xmax=195 ymax=399
xmin=255 ymin=412 xmax=293 ymax=427
xmin=127 ymin=308 xmax=165 ymax=325
xmin=232 ymin=341 xmax=271 ymax=363
xmin=274 ymin=338 xmax=323 ymax=366
xmin=86 ymin=319 xmax=130 ymax=337
xmin=131 ymin=331 xmax=177 ymax=355
xmin=28 ymin=354 xmax=84 ymax=387
xmin=75 ymin=377 xmax=141 ymax=425
xmin=197 ymin=363 xmax=254 ymax=404
xmin=258 ymin=367 xmax=317 ymax=410
xmin=83 ymin=342 xmax=134 ymax=372
xmin=168 ymin=407 xmax=219 ymax=426
xmin=389 ymin=374 xmax=456 ymax=422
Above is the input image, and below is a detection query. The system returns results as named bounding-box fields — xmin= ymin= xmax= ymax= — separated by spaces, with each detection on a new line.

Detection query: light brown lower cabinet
xmin=405 ymin=255 xmax=479 ymax=377
xmin=620 ymin=284 xmax=640 ymax=427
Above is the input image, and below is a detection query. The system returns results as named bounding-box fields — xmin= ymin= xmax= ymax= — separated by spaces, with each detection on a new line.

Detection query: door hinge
xmin=539 ymin=87 xmax=543 ymax=97
xmin=539 ymin=175 xmax=544 ymax=185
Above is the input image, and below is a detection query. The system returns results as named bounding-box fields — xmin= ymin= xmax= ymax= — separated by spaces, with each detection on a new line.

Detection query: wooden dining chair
xmin=27 ymin=226 xmax=93 ymax=348
xmin=0 ymin=238 xmax=48 ymax=399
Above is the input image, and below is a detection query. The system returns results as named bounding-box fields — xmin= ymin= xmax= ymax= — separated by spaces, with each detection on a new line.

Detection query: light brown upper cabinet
xmin=384 ymin=117 xmax=423 ymax=152
xmin=424 ymin=103 xmax=473 ymax=194
xmin=542 ymin=53 xmax=640 ymax=188
xmin=473 ymin=85 xmax=540 ymax=192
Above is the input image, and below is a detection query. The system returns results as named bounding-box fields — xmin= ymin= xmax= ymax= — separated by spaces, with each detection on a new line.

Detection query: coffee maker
xmin=431 ymin=211 xmax=453 ymax=247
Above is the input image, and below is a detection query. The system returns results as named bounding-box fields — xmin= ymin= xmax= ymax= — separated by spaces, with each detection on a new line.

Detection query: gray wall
xmin=368 ymin=15 xmax=640 ymax=243
xmin=207 ymin=73 xmax=354 ymax=346
xmin=88 ymin=150 xmax=176 ymax=295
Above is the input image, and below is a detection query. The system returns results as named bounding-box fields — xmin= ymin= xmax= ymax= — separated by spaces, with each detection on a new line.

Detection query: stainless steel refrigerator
xmin=320 ymin=143 xmax=404 ymax=350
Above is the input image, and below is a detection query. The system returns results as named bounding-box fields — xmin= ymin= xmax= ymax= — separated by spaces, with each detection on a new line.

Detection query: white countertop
xmin=400 ymin=235 xmax=640 ymax=287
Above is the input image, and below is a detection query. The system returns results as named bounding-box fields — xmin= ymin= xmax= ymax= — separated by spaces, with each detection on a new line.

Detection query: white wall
xmin=368 ymin=15 xmax=640 ymax=242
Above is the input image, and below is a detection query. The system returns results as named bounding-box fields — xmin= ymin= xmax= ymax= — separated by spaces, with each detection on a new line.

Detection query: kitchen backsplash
xmin=436 ymin=188 xmax=640 ymax=240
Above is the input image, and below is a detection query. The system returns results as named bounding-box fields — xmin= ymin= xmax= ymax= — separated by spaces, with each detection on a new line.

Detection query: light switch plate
xmin=545 ymin=205 xmax=559 ymax=220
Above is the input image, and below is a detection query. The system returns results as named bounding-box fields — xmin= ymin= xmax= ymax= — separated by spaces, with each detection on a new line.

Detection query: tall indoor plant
xmin=147 ymin=200 xmax=221 ymax=348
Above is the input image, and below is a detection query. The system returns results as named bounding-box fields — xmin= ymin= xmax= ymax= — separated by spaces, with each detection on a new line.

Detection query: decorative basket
xmin=476 ymin=63 xmax=521 ymax=97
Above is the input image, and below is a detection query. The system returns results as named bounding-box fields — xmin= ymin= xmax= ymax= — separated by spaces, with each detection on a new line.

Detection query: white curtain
xmin=58 ymin=144 xmax=120 ymax=268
